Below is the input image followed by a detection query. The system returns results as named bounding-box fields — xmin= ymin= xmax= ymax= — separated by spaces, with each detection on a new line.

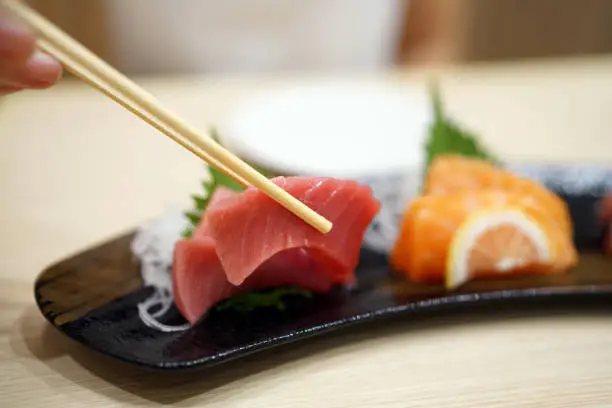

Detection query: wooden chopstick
xmin=37 ymin=38 xmax=250 ymax=188
xmin=4 ymin=0 xmax=333 ymax=234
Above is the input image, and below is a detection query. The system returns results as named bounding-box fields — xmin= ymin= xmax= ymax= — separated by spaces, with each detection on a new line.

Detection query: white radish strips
xmin=131 ymin=210 xmax=191 ymax=333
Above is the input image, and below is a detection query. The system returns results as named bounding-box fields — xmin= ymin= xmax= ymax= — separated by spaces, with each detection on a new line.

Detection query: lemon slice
xmin=446 ymin=208 xmax=553 ymax=290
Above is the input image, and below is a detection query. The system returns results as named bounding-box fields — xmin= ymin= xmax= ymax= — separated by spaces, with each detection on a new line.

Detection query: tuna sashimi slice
xmin=172 ymin=238 xmax=231 ymax=323
xmin=205 ymin=176 xmax=381 ymax=286
xmin=172 ymin=177 xmax=379 ymax=323
xmin=192 ymin=187 xmax=238 ymax=241
xmin=172 ymin=239 xmax=348 ymax=324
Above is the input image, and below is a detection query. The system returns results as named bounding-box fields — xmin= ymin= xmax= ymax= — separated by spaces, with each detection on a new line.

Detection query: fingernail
xmin=29 ymin=51 xmax=59 ymax=69
xmin=23 ymin=51 xmax=63 ymax=86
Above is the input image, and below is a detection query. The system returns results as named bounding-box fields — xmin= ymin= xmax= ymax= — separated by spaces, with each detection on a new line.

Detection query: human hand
xmin=0 ymin=12 xmax=62 ymax=95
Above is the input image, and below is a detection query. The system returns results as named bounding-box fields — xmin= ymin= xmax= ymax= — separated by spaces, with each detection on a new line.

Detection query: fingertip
xmin=0 ymin=85 xmax=24 ymax=95
xmin=22 ymin=51 xmax=63 ymax=88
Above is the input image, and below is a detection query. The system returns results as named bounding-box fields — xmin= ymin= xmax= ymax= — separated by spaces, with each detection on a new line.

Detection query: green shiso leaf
xmin=423 ymin=80 xmax=501 ymax=187
xmin=214 ymin=287 xmax=313 ymax=313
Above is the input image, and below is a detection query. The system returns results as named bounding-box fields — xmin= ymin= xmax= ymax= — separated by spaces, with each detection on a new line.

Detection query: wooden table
xmin=1 ymin=56 xmax=612 ymax=407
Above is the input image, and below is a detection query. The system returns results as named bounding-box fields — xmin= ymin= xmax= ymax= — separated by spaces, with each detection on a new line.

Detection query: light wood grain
xmin=2 ymin=57 xmax=612 ymax=407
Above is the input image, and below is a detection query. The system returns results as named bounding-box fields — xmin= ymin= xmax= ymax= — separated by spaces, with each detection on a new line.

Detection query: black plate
xmin=34 ymin=164 xmax=612 ymax=370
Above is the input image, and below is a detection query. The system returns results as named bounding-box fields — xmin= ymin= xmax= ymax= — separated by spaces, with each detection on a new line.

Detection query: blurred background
xmin=24 ymin=0 xmax=612 ymax=75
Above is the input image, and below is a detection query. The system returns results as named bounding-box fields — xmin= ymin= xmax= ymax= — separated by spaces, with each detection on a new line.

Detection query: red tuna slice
xmin=172 ymin=237 xmax=228 ymax=323
xmin=192 ymin=187 xmax=238 ymax=241
xmin=172 ymin=239 xmax=347 ymax=324
xmin=205 ymin=176 xmax=381 ymax=286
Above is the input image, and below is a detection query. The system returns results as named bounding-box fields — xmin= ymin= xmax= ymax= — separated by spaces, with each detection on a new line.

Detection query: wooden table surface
xmin=1 ymin=56 xmax=612 ymax=407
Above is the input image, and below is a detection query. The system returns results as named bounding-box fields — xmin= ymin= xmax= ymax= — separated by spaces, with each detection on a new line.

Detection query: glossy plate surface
xmin=35 ymin=178 xmax=612 ymax=370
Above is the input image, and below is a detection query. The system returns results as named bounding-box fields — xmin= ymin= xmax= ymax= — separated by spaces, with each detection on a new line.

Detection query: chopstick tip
xmin=317 ymin=219 xmax=333 ymax=234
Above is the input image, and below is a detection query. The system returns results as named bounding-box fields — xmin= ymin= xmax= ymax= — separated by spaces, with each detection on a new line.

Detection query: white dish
xmin=219 ymin=80 xmax=432 ymax=178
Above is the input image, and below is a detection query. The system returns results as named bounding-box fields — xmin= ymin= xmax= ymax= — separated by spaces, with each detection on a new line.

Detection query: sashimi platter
xmin=35 ymin=85 xmax=612 ymax=370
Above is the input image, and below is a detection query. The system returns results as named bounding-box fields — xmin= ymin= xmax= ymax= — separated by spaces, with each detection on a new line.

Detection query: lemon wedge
xmin=445 ymin=208 xmax=553 ymax=290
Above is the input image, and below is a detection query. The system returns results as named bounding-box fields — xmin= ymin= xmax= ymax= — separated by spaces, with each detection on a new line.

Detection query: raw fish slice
xmin=192 ymin=187 xmax=238 ymax=241
xmin=390 ymin=188 xmax=577 ymax=283
xmin=206 ymin=176 xmax=381 ymax=286
xmin=424 ymin=155 xmax=572 ymax=235
xmin=172 ymin=238 xmax=231 ymax=323
xmin=172 ymin=239 xmax=347 ymax=324
xmin=172 ymin=176 xmax=378 ymax=322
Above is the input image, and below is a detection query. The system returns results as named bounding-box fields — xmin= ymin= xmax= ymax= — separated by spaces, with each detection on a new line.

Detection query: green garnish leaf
xmin=214 ymin=287 xmax=313 ymax=313
xmin=192 ymin=195 xmax=207 ymax=211
xmin=182 ymin=127 xmax=247 ymax=238
xmin=423 ymin=80 xmax=501 ymax=182
xmin=185 ymin=211 xmax=202 ymax=226
xmin=209 ymin=165 xmax=246 ymax=193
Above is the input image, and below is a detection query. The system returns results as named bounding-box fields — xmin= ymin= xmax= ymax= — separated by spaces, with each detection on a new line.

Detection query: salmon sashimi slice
xmin=172 ymin=239 xmax=345 ymax=324
xmin=205 ymin=176 xmax=381 ymax=286
xmin=423 ymin=155 xmax=572 ymax=235
xmin=390 ymin=189 xmax=577 ymax=284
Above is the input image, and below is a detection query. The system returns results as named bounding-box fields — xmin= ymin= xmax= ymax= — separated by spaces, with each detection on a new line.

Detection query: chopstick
xmin=36 ymin=39 xmax=250 ymax=188
xmin=37 ymin=38 xmax=251 ymax=188
xmin=4 ymin=0 xmax=333 ymax=234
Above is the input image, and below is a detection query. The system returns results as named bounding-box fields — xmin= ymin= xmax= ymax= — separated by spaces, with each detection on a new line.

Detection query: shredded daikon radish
xmin=131 ymin=210 xmax=191 ymax=332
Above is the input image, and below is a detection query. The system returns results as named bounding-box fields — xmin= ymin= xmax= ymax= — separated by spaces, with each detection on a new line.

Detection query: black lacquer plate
xmin=34 ymin=163 xmax=612 ymax=370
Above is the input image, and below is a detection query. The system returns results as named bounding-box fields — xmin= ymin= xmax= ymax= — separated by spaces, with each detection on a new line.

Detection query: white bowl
xmin=220 ymin=80 xmax=432 ymax=177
